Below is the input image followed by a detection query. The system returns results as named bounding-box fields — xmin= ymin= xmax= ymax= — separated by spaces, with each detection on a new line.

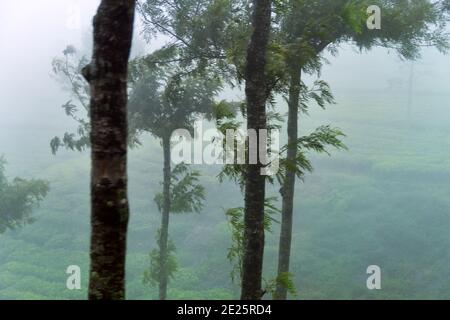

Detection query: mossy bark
xmin=241 ymin=0 xmax=272 ymax=301
xmin=83 ymin=0 xmax=136 ymax=300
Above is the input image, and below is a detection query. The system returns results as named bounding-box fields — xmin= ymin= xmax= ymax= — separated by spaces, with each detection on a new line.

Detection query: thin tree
xmin=129 ymin=53 xmax=219 ymax=299
xmin=82 ymin=0 xmax=136 ymax=300
xmin=273 ymin=0 xmax=450 ymax=299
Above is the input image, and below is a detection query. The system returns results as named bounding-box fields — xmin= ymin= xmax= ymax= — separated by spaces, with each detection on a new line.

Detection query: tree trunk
xmin=159 ymin=135 xmax=171 ymax=300
xmin=241 ymin=0 xmax=272 ymax=300
xmin=275 ymin=67 xmax=301 ymax=300
xmin=83 ymin=0 xmax=135 ymax=300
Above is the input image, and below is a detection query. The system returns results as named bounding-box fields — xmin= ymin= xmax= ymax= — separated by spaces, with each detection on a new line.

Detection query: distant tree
xmin=129 ymin=52 xmax=219 ymax=299
xmin=81 ymin=0 xmax=136 ymax=300
xmin=0 ymin=157 xmax=49 ymax=234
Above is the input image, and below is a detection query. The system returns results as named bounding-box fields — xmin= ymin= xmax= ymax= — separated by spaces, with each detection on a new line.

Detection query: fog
xmin=1 ymin=1 xmax=450 ymax=300
xmin=2 ymin=1 xmax=448 ymax=149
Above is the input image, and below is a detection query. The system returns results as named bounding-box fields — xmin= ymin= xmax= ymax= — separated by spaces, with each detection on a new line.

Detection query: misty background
xmin=1 ymin=0 xmax=450 ymax=299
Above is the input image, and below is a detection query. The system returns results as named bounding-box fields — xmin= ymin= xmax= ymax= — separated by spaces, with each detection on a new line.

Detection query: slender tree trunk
xmin=159 ymin=135 xmax=171 ymax=300
xmin=241 ymin=0 xmax=272 ymax=300
xmin=83 ymin=0 xmax=135 ymax=300
xmin=275 ymin=67 xmax=301 ymax=300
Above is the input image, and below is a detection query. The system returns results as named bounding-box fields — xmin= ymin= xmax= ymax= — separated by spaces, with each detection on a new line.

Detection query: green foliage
xmin=170 ymin=165 xmax=205 ymax=214
xmin=143 ymin=231 xmax=178 ymax=287
xmin=128 ymin=25 xmax=223 ymax=298
xmin=50 ymin=46 xmax=90 ymax=154
xmin=298 ymin=80 xmax=335 ymax=114
xmin=216 ymin=83 xmax=344 ymax=189
xmin=264 ymin=272 xmax=298 ymax=299
xmin=0 ymin=157 xmax=49 ymax=234
xmin=277 ymin=126 xmax=347 ymax=184
xmin=128 ymin=48 xmax=222 ymax=140
xmin=138 ymin=0 xmax=249 ymax=79
xmin=216 ymin=110 xmax=284 ymax=189
xmin=224 ymin=207 xmax=244 ymax=284
xmin=274 ymin=0 xmax=450 ymax=68
xmin=138 ymin=0 xmax=450 ymax=99
xmin=150 ymin=163 xmax=206 ymax=294
xmin=52 ymin=44 xmax=222 ymax=152
xmin=212 ymin=100 xmax=240 ymax=121
xmin=225 ymin=197 xmax=280 ymax=284
xmin=354 ymin=0 xmax=450 ymax=59
xmin=154 ymin=163 xmax=205 ymax=214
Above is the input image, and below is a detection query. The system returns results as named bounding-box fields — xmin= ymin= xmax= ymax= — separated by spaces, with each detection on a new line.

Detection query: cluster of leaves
xmin=264 ymin=272 xmax=298 ymax=299
xmin=138 ymin=0 xmax=250 ymax=82
xmin=355 ymin=0 xmax=450 ymax=59
xmin=128 ymin=50 xmax=222 ymax=140
xmin=147 ymin=163 xmax=205 ymax=289
xmin=50 ymin=46 xmax=90 ymax=154
xmin=51 ymin=44 xmax=223 ymax=153
xmin=274 ymin=0 xmax=450 ymax=67
xmin=225 ymin=197 xmax=280 ymax=284
xmin=0 ymin=157 xmax=49 ymax=233
xmin=154 ymin=163 xmax=205 ymax=214
xmin=276 ymin=126 xmax=348 ymax=185
xmin=298 ymin=80 xmax=335 ymax=113
xmin=143 ymin=230 xmax=178 ymax=287
xmin=216 ymin=78 xmax=345 ymax=186
xmin=225 ymin=197 xmax=297 ymax=298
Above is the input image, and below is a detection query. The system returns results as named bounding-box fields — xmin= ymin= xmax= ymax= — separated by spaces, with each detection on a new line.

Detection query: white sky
xmin=0 ymin=1 xmax=448 ymax=142
xmin=0 ymin=1 xmax=99 ymax=123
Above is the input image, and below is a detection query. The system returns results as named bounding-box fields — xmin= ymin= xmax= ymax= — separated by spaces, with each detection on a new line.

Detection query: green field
xmin=1 ymin=88 xmax=450 ymax=300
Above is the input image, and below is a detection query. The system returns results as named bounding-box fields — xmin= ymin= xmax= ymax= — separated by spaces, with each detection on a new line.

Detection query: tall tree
xmin=129 ymin=53 xmax=219 ymax=299
xmin=272 ymin=0 xmax=450 ymax=299
xmin=0 ymin=157 xmax=49 ymax=234
xmin=82 ymin=0 xmax=136 ymax=300
xmin=241 ymin=0 xmax=272 ymax=300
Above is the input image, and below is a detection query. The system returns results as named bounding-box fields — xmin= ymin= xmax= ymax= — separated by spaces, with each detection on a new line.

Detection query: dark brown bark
xmin=83 ymin=0 xmax=135 ymax=300
xmin=159 ymin=135 xmax=171 ymax=300
xmin=241 ymin=0 xmax=272 ymax=300
xmin=275 ymin=68 xmax=301 ymax=300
